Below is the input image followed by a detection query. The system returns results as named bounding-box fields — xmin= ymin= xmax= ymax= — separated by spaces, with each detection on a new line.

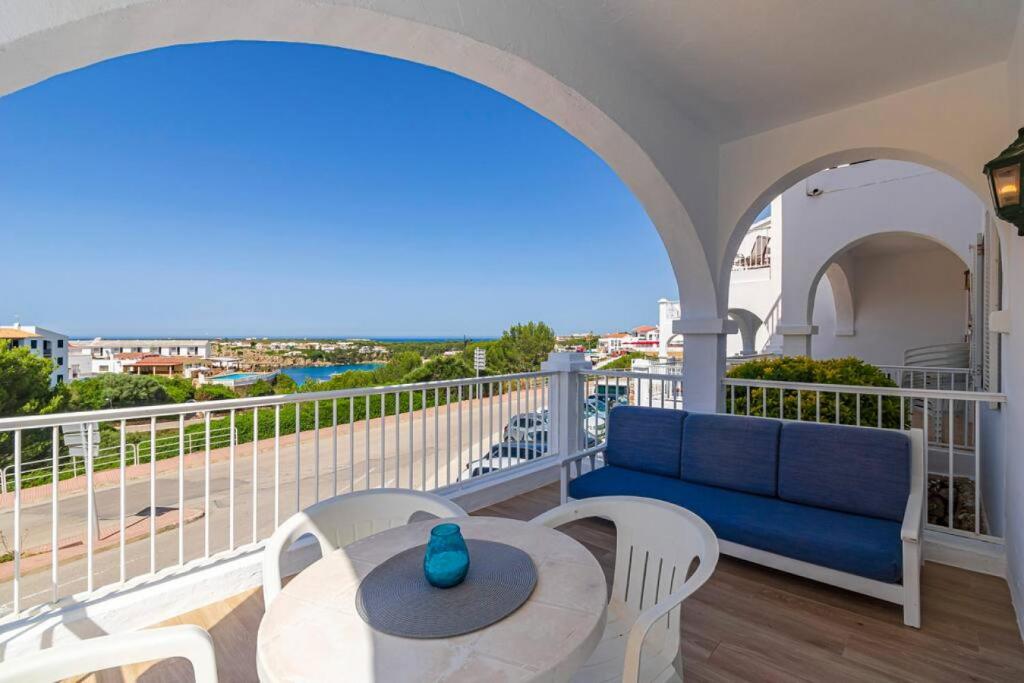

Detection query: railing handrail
xmin=876 ymin=364 xmax=972 ymax=373
xmin=721 ymin=377 xmax=1005 ymax=403
xmin=0 ymin=371 xmax=556 ymax=432
xmin=587 ymin=369 xmax=683 ymax=381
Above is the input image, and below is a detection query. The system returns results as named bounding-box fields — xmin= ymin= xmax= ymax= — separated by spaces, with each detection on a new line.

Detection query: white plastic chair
xmin=262 ymin=488 xmax=466 ymax=606
xmin=0 ymin=624 xmax=217 ymax=683
xmin=532 ymin=496 xmax=719 ymax=683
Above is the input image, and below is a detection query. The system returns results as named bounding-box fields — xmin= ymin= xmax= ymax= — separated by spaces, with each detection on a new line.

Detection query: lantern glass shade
xmin=992 ymin=164 xmax=1021 ymax=208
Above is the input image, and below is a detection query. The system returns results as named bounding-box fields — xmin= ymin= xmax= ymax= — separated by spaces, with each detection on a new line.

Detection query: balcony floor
xmin=72 ymin=484 xmax=1024 ymax=682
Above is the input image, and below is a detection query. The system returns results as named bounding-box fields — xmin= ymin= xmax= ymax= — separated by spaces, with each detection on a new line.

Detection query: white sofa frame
xmin=560 ymin=427 xmax=924 ymax=628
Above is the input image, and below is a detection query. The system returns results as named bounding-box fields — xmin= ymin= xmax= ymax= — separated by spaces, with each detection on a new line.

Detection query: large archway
xmin=0 ymin=0 xmax=720 ymax=317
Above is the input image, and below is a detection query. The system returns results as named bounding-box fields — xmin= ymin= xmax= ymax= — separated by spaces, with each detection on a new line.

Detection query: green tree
xmin=402 ymin=355 xmax=475 ymax=383
xmin=488 ymin=322 xmax=556 ymax=373
xmin=0 ymin=342 xmax=56 ymax=417
xmin=151 ymin=375 xmax=195 ymax=403
xmin=65 ymin=374 xmax=170 ymax=411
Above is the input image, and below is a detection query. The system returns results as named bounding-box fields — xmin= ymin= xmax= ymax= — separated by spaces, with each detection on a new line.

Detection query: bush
xmin=599 ymin=352 xmax=649 ymax=371
xmin=150 ymin=375 xmax=195 ymax=403
xmin=195 ymin=384 xmax=237 ymax=401
xmin=243 ymin=380 xmax=275 ymax=397
xmin=272 ymin=374 xmax=298 ymax=394
xmin=725 ymin=356 xmax=904 ymax=428
xmin=65 ymin=374 xmax=171 ymax=411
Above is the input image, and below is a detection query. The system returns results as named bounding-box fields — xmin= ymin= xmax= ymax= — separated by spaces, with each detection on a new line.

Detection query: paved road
xmin=0 ymin=389 xmax=547 ymax=614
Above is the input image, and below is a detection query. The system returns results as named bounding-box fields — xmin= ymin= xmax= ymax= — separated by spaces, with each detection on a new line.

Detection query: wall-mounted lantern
xmin=984 ymin=127 xmax=1024 ymax=235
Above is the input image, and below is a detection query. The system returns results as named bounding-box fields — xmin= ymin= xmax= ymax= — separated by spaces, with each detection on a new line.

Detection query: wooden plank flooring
xmin=71 ymin=484 xmax=1024 ymax=682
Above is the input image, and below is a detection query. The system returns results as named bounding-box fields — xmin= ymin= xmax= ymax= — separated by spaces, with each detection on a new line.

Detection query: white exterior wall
xmin=7 ymin=325 xmax=69 ymax=386
xmin=810 ymin=246 xmax=968 ymax=365
xmin=725 ymin=161 xmax=981 ymax=360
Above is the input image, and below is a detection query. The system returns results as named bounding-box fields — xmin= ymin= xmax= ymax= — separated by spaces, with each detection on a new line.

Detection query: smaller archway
xmin=726 ymin=308 xmax=764 ymax=357
xmin=808 ymin=232 xmax=970 ymax=365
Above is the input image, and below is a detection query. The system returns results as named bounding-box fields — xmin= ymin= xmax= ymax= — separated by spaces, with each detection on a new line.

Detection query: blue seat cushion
xmin=604 ymin=406 xmax=686 ymax=478
xmin=779 ymin=422 xmax=910 ymax=522
xmin=570 ymin=466 xmax=903 ymax=583
xmin=681 ymin=413 xmax=780 ymax=496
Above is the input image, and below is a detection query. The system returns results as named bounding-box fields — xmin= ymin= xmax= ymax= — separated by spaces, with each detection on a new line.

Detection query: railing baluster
xmin=948 ymin=398 xmax=955 ymax=530
xmin=332 ymin=399 xmax=338 ymax=497
xmin=150 ymin=416 xmax=157 ymax=574
xmin=178 ymin=414 xmax=185 ymax=565
xmin=365 ymin=395 xmax=370 ymax=490
xmin=421 ymin=388 xmax=427 ymax=491
xmin=458 ymin=385 xmax=465 ymax=479
xmin=975 ymin=400 xmax=982 ymax=535
xmin=205 ymin=411 xmax=211 ymax=556
xmin=314 ymin=401 xmax=320 ymax=502
xmin=229 ymin=409 xmax=236 ymax=551
xmin=394 ymin=391 xmax=400 ymax=489
xmin=274 ymin=405 xmax=281 ymax=530
xmin=13 ymin=430 xmax=21 ymax=615
xmin=380 ymin=394 xmax=387 ymax=487
xmin=55 ymin=426 xmax=63 ymax=599
xmin=252 ymin=408 xmax=259 ymax=545
xmin=295 ymin=403 xmax=301 ymax=510
xmin=405 ymin=389 xmax=409 ymax=491
xmin=446 ymin=387 xmax=452 ymax=486
xmin=349 ymin=399 xmax=355 ymax=494
xmin=434 ymin=387 xmax=440 ymax=488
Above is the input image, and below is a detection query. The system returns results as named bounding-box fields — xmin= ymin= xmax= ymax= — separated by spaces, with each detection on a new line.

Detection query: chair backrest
xmin=0 ymin=624 xmax=217 ymax=683
xmin=262 ymin=489 xmax=466 ymax=606
xmin=532 ymin=496 xmax=718 ymax=681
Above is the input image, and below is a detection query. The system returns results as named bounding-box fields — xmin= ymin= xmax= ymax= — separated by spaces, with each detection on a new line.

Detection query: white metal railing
xmin=0 ymin=372 xmax=552 ymax=618
xmin=903 ymin=342 xmax=970 ymax=369
xmin=877 ymin=365 xmax=974 ymax=392
xmin=579 ymin=369 xmax=686 ymax=442
xmin=721 ymin=377 xmax=1006 ymax=543
xmin=0 ymin=427 xmax=235 ymax=494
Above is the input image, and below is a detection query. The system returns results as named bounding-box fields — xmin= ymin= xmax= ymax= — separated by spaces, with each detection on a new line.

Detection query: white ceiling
xmin=548 ymin=0 xmax=1022 ymax=139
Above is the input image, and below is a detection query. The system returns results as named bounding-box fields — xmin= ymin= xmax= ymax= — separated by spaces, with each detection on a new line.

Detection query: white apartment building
xmin=0 ymin=323 xmax=68 ymax=386
xmin=69 ymin=338 xmax=211 ymax=379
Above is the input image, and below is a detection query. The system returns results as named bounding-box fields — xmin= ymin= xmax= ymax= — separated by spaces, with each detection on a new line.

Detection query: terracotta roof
xmin=633 ymin=325 xmax=657 ymax=333
xmin=132 ymin=355 xmax=202 ymax=367
xmin=0 ymin=327 xmax=41 ymax=339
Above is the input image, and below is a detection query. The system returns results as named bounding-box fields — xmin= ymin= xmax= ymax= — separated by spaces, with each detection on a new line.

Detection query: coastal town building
xmin=69 ymin=338 xmax=211 ymax=379
xmin=0 ymin=323 xmax=68 ymax=386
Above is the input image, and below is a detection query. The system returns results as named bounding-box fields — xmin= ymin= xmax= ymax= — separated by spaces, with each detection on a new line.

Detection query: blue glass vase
xmin=423 ymin=523 xmax=470 ymax=588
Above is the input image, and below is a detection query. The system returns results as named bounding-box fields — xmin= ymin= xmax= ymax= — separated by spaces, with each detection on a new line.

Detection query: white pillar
xmin=675 ymin=318 xmax=735 ymax=413
xmin=540 ymin=352 xmax=592 ymax=457
xmin=778 ymin=324 xmax=818 ymax=356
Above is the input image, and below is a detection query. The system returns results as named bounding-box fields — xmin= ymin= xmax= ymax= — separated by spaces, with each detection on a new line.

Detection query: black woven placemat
xmin=355 ymin=539 xmax=537 ymax=638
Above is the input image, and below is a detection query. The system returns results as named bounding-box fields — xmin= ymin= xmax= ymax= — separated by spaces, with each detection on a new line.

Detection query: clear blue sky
xmin=0 ymin=41 xmax=677 ymax=339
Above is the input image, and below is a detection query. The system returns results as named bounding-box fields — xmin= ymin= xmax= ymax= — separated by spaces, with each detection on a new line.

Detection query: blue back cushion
xmin=680 ymin=413 xmax=781 ymax=496
xmin=778 ymin=422 xmax=910 ymax=521
xmin=605 ymin=406 xmax=685 ymax=477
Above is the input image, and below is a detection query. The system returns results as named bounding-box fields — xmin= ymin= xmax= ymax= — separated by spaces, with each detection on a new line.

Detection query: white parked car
xmin=458 ymin=442 xmax=547 ymax=481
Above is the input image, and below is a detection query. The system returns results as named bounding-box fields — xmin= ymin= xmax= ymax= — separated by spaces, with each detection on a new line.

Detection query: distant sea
xmin=282 ymin=363 xmax=382 ymax=385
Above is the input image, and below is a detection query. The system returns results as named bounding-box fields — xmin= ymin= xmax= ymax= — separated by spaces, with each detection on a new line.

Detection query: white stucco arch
xmin=0 ymin=0 xmax=724 ymax=315
xmin=726 ymin=308 xmax=763 ymax=356
xmin=821 ymin=263 xmax=855 ymax=337
xmin=716 ymin=62 xmax=1011 ymax=316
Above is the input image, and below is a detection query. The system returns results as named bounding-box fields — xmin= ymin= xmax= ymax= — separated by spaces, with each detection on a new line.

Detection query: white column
xmin=778 ymin=324 xmax=818 ymax=356
xmin=675 ymin=318 xmax=735 ymax=413
xmin=541 ymin=352 xmax=592 ymax=457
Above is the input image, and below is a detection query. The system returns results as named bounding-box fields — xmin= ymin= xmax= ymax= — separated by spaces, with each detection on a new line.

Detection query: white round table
xmin=257 ymin=516 xmax=608 ymax=682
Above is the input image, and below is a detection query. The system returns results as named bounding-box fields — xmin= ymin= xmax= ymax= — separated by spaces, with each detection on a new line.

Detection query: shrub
xmin=195 ymin=384 xmax=237 ymax=401
xmin=725 ymin=356 xmax=904 ymax=428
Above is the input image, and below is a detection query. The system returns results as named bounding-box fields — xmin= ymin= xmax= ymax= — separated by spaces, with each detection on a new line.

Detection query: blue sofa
xmin=561 ymin=406 xmax=924 ymax=627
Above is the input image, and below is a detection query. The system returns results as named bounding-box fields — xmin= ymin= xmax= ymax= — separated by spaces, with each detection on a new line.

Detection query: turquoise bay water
xmin=282 ymin=363 xmax=382 ymax=385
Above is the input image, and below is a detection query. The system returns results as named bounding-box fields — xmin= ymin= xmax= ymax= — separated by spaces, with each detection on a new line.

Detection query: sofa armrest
xmin=559 ymin=444 xmax=605 ymax=503
xmin=901 ymin=428 xmax=925 ymax=543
